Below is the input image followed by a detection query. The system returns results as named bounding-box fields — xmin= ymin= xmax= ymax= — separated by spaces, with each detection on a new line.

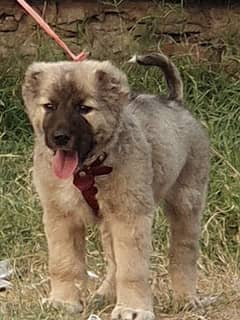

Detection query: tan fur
xmin=22 ymin=53 xmax=209 ymax=320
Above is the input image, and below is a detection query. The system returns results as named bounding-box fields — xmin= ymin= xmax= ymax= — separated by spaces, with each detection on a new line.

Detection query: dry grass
xmin=0 ymin=248 xmax=239 ymax=319
xmin=0 ymin=49 xmax=239 ymax=319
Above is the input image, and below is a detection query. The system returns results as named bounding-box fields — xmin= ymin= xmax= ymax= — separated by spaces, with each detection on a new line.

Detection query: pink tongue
xmin=52 ymin=150 xmax=78 ymax=179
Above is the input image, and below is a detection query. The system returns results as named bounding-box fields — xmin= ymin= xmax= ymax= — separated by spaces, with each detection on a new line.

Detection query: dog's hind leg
xmin=43 ymin=206 xmax=87 ymax=313
xmin=164 ymin=154 xmax=209 ymax=301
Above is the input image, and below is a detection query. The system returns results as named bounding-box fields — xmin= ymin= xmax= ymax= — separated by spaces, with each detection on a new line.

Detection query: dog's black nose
xmin=54 ymin=130 xmax=71 ymax=146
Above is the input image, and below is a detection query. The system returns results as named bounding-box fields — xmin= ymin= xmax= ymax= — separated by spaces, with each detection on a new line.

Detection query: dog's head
xmin=22 ymin=59 xmax=129 ymax=179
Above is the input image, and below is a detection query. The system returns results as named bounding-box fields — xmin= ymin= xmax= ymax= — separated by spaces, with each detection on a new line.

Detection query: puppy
xmin=22 ymin=53 xmax=209 ymax=320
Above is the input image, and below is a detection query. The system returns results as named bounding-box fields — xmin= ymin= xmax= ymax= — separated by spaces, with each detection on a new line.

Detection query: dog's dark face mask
xmin=42 ymin=83 xmax=95 ymax=179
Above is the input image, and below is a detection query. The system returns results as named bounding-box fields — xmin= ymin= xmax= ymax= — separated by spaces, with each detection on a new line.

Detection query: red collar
xmin=73 ymin=153 xmax=112 ymax=216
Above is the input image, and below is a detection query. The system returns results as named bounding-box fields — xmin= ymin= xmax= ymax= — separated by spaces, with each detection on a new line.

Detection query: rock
xmin=0 ymin=15 xmax=18 ymax=32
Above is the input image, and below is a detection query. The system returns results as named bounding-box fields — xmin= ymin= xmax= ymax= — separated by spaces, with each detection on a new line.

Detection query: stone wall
xmin=1 ymin=0 xmax=240 ymax=62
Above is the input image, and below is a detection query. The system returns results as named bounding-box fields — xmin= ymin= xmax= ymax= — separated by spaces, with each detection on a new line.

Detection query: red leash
xmin=16 ymin=0 xmax=88 ymax=61
xmin=17 ymin=1 xmax=113 ymax=216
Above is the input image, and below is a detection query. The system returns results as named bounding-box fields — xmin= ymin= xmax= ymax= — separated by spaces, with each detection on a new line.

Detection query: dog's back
xmin=128 ymin=53 xmax=209 ymax=201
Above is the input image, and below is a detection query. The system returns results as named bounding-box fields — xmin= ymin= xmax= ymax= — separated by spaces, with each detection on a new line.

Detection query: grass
xmin=0 ymin=48 xmax=239 ymax=320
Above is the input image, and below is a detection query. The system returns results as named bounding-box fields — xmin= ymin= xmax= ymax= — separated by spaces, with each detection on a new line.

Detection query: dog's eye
xmin=75 ymin=104 xmax=93 ymax=115
xmin=43 ymin=103 xmax=56 ymax=111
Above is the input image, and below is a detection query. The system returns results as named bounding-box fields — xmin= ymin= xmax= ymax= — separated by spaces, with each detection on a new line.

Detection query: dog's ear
xmin=22 ymin=63 xmax=46 ymax=108
xmin=95 ymin=62 xmax=129 ymax=111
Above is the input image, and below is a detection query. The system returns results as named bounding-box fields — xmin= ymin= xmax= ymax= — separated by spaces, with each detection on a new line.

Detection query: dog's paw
xmin=183 ymin=295 xmax=219 ymax=311
xmin=95 ymin=280 xmax=116 ymax=303
xmin=111 ymin=306 xmax=155 ymax=320
xmin=53 ymin=300 xmax=83 ymax=314
xmin=88 ymin=293 xmax=109 ymax=311
xmin=43 ymin=297 xmax=83 ymax=314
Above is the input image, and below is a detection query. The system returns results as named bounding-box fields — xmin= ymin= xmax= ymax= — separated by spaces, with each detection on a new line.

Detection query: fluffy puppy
xmin=22 ymin=53 xmax=209 ymax=320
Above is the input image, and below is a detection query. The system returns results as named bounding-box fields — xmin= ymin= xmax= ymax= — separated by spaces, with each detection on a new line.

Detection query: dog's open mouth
xmin=52 ymin=150 xmax=79 ymax=180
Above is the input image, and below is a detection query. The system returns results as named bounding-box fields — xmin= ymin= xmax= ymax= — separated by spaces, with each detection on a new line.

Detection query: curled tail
xmin=129 ymin=53 xmax=183 ymax=102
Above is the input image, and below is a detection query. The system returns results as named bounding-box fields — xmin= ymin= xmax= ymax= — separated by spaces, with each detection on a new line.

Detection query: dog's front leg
xmin=110 ymin=211 xmax=155 ymax=320
xmin=95 ymin=221 xmax=116 ymax=302
xmin=43 ymin=206 xmax=87 ymax=313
